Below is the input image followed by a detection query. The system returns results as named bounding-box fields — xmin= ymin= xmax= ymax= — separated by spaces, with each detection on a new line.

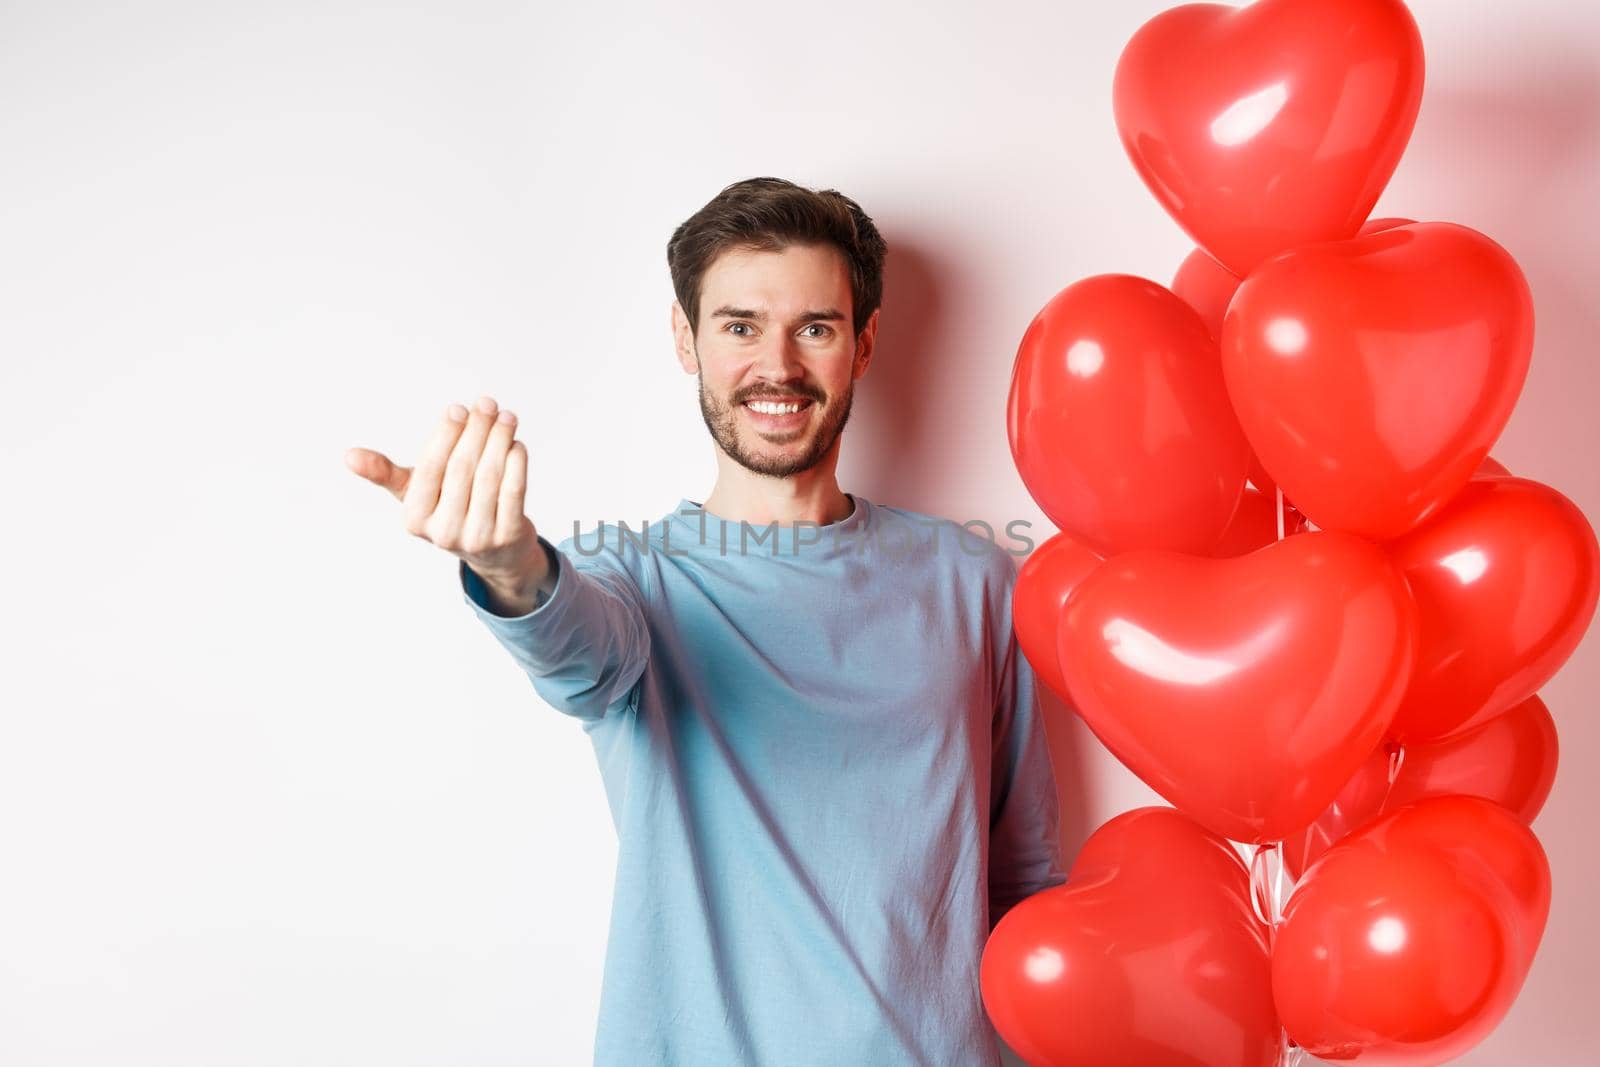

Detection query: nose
xmin=749 ymin=331 xmax=807 ymax=386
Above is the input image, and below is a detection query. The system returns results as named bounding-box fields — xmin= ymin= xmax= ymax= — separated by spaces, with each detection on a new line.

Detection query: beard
xmin=696 ymin=363 xmax=855 ymax=479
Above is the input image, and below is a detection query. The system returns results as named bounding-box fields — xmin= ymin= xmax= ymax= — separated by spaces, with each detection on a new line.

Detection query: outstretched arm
xmin=459 ymin=538 xmax=650 ymax=722
xmin=348 ymin=394 xmax=648 ymax=722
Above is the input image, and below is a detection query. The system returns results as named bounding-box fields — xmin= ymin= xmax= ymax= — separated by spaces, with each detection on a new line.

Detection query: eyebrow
xmin=708 ymin=305 xmax=848 ymax=324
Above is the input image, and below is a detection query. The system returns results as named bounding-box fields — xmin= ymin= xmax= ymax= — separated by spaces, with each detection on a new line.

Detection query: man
xmin=346 ymin=176 xmax=1065 ymax=1066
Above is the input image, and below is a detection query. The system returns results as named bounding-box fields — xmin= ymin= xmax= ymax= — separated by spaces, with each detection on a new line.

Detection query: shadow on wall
xmin=841 ymin=230 xmax=1022 ymax=521
xmin=843 ymin=234 xmax=955 ymax=509
xmin=1400 ymin=50 xmax=1600 ymax=1067
xmin=1406 ymin=64 xmax=1600 ymax=503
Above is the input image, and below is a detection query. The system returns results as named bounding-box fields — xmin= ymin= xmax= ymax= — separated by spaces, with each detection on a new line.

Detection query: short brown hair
xmin=667 ymin=176 xmax=887 ymax=338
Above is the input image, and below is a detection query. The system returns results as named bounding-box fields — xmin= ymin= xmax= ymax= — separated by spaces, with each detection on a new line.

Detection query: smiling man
xmin=347 ymin=176 xmax=1065 ymax=1066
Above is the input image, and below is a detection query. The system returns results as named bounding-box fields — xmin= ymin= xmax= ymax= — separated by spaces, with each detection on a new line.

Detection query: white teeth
xmin=747 ymin=400 xmax=804 ymax=415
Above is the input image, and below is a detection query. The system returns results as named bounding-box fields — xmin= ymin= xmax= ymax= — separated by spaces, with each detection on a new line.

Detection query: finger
xmin=495 ymin=438 xmax=529 ymax=545
xmin=464 ymin=408 xmax=518 ymax=547
xmin=403 ymin=401 xmax=472 ymax=532
xmin=344 ymin=447 xmax=411 ymax=502
xmin=431 ymin=395 xmax=502 ymax=541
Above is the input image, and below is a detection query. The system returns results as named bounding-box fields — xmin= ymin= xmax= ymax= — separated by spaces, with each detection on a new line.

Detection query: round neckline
xmin=666 ymin=492 xmax=870 ymax=557
xmin=676 ymin=492 xmax=862 ymax=529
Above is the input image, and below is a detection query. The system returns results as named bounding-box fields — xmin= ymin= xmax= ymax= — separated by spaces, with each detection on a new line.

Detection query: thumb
xmin=345 ymin=447 xmax=411 ymax=502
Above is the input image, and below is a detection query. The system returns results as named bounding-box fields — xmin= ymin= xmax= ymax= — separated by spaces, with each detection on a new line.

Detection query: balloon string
xmin=1273 ymin=844 xmax=1286 ymax=921
xmin=1249 ymin=841 xmax=1288 ymax=933
xmin=1269 ymin=488 xmax=1300 ymax=1067
xmin=1379 ymin=742 xmax=1407 ymax=814
xmin=1249 ymin=844 xmax=1271 ymax=927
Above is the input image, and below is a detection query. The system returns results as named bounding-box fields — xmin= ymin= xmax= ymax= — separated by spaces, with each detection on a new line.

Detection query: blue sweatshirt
xmin=458 ymin=493 xmax=1065 ymax=1066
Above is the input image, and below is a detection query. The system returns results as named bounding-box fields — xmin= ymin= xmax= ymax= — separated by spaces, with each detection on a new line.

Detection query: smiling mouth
xmin=742 ymin=396 xmax=813 ymax=415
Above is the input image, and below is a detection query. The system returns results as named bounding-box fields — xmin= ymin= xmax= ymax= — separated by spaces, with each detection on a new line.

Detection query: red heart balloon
xmin=1114 ymin=0 xmax=1424 ymax=276
xmin=1283 ymin=694 xmax=1559 ymax=879
xmin=1223 ymin=222 xmax=1535 ymax=540
xmin=1007 ymin=274 xmax=1251 ymax=556
xmin=1058 ymin=530 xmax=1417 ymax=842
xmin=1384 ymin=476 xmax=1599 ymax=743
xmin=981 ymin=807 xmax=1279 ymax=1067
xmin=1274 ymin=796 xmax=1550 ymax=1064
xmin=1170 ymin=247 xmax=1239 ymax=341
xmin=1169 ymin=249 xmax=1281 ymax=496
xmin=1170 ymin=220 xmax=1416 ymax=341
xmin=1172 ymin=218 xmax=1416 ymax=501
xmin=1014 ymin=533 xmax=1103 ymax=703
xmin=1371 ymin=793 xmax=1551 ymax=956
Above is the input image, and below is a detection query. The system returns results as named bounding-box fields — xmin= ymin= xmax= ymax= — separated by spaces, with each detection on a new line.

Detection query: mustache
xmin=734 ymin=389 xmax=822 ymax=404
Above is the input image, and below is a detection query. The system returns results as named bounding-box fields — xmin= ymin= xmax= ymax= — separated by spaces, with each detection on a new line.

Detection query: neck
xmin=700 ymin=457 xmax=853 ymax=527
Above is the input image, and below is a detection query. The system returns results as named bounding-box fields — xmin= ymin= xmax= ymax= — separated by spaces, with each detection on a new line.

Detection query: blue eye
xmin=803 ymin=324 xmax=831 ymax=338
xmin=728 ymin=322 xmax=753 ymax=337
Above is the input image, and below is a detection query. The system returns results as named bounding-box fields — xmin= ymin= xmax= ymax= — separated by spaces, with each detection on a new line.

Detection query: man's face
xmin=674 ymin=242 xmax=875 ymax=479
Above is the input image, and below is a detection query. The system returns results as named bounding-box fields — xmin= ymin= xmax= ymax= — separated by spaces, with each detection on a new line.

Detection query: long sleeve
xmin=459 ymin=534 xmax=650 ymax=722
xmin=987 ymin=615 xmax=1068 ymax=931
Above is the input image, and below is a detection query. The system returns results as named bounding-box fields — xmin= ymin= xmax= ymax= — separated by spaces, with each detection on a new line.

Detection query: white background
xmin=2 ymin=1 xmax=1596 ymax=1063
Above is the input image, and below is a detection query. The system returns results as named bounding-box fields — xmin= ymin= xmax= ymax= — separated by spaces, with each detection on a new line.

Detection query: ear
xmin=671 ymin=301 xmax=699 ymax=374
xmin=852 ymin=308 xmax=879 ymax=381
